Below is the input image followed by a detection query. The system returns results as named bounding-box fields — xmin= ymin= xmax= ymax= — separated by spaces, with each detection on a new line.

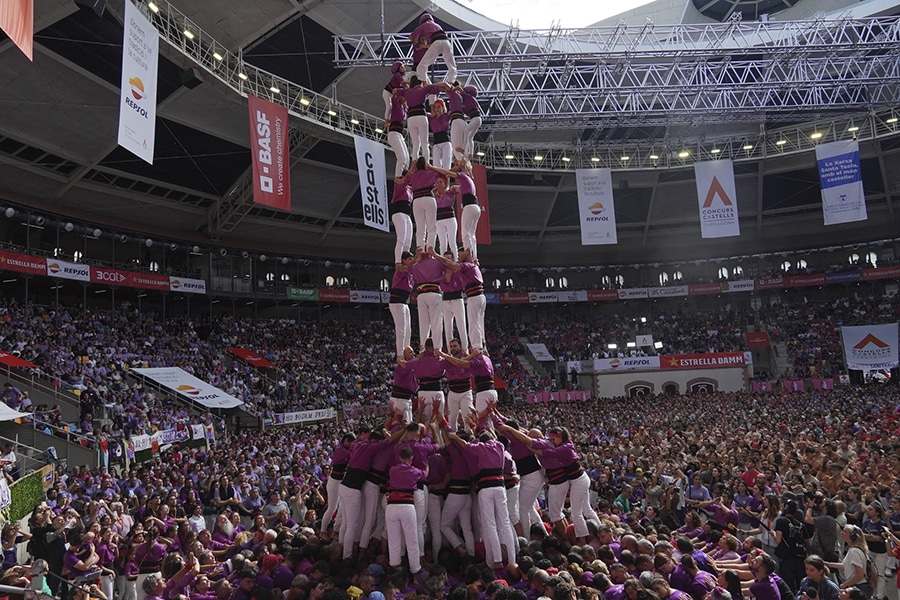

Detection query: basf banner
xmin=695 ymin=160 xmax=740 ymax=238
xmin=247 ymin=94 xmax=291 ymax=210
xmin=132 ymin=367 xmax=244 ymax=409
xmin=840 ymin=324 xmax=899 ymax=370
xmin=354 ymin=135 xmax=389 ymax=232
xmin=817 ymin=140 xmax=867 ymax=225
xmin=575 ymin=169 xmax=617 ymax=245
xmin=118 ymin=0 xmax=158 ymax=164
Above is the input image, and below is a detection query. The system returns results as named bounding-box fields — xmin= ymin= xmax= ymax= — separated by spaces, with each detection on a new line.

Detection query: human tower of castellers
xmin=324 ymin=13 xmax=600 ymax=577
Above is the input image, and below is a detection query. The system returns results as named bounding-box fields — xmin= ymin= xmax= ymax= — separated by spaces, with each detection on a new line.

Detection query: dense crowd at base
xmin=0 ymin=384 xmax=896 ymax=600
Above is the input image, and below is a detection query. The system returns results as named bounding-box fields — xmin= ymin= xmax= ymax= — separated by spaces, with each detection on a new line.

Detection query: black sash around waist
xmin=474 ymin=375 xmax=494 ymax=393
xmin=391 ymin=385 xmax=414 ymax=400
xmin=390 ymin=201 xmax=412 ymax=217
xmin=387 ymin=490 xmax=415 ymax=504
xmin=476 ymin=468 xmax=505 ymax=490
xmin=419 ymin=377 xmax=442 ymax=391
xmin=466 ymin=109 xmax=481 ymax=118
xmin=450 ymin=111 xmax=464 ymax=121
xmin=465 ymin=282 xmax=484 ymax=297
xmin=367 ymin=468 xmax=387 ymax=485
xmin=342 ymin=467 xmax=368 ymax=490
xmin=416 ymin=282 xmax=441 ymax=294
xmin=331 ymin=462 xmax=348 ymax=480
xmin=389 ymin=288 xmax=411 ymax=303
xmin=447 ymin=479 xmax=470 ymax=494
xmin=408 ymin=104 xmax=426 ymax=117
xmin=462 ymin=193 xmax=478 ymax=206
xmin=437 ymin=205 xmax=455 ymax=220
xmin=389 ymin=120 xmax=404 ymax=133
xmin=443 ymin=290 xmax=462 ymax=300
xmin=431 ymin=31 xmax=448 ymax=41
xmin=413 ymin=188 xmax=434 ymax=199
xmin=433 ymin=130 xmax=449 ymax=144
xmin=515 ymin=453 xmax=541 ymax=476
xmin=448 ymin=378 xmax=471 ymax=393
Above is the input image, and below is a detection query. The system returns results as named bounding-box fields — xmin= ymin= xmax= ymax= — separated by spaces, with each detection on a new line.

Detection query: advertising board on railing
xmin=271 ymin=408 xmax=336 ymax=425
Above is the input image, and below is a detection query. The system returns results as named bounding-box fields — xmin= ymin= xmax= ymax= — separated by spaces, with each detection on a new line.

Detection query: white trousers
xmin=389 ymin=302 xmax=411 ymax=356
xmin=440 ymin=493 xmax=475 ymax=554
xmin=517 ymin=469 xmax=546 ymax=534
xmin=417 ymin=39 xmax=457 ymax=84
xmin=359 ymin=480 xmax=380 ymax=549
xmin=464 ymin=116 xmax=482 ymax=157
xmin=388 ymin=131 xmax=410 ymax=178
xmin=446 ymin=389 xmax=473 ymax=431
xmin=389 ymin=394 xmax=413 ymax=423
xmin=382 ymin=89 xmax=393 ymax=122
xmin=461 ymin=203 xmax=481 ymax=262
xmin=478 ymin=486 xmax=516 ymax=566
xmin=412 ymin=196 xmax=437 ymax=251
xmin=433 ymin=141 xmax=453 ymax=170
xmin=418 ymin=390 xmax=445 ymax=418
xmin=407 ymin=115 xmax=429 ymax=163
xmin=450 ymin=119 xmax=467 ymax=159
xmin=435 ymin=217 xmax=458 ymax=260
xmin=338 ymin=484 xmax=364 ymax=558
xmin=416 ymin=291 xmax=443 ymax=350
xmin=442 ymin=297 xmax=466 ymax=350
xmin=466 ymin=293 xmax=486 ymax=350
xmin=100 ymin=573 xmax=114 ymax=600
xmin=427 ymin=492 xmax=443 ymax=562
xmin=475 ymin=389 xmax=498 ymax=416
xmin=506 ymin=483 xmax=520 ymax=537
xmin=321 ymin=476 xmax=342 ymax=532
xmin=414 ymin=487 xmax=427 ymax=557
xmin=571 ymin=472 xmax=600 ymax=537
xmin=386 ymin=503 xmax=421 ymax=572
xmin=392 ymin=212 xmax=413 ymax=264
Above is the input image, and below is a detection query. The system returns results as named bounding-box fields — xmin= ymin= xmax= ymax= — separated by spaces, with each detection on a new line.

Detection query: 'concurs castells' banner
xmin=840 ymin=324 xmax=899 ymax=370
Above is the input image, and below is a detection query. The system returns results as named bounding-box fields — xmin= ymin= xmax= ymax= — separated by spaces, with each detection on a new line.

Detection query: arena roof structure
xmin=1 ymin=0 xmax=900 ymax=268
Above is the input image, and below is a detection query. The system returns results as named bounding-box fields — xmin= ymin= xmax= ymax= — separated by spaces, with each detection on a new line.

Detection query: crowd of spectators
xmin=0 ymin=382 xmax=897 ymax=600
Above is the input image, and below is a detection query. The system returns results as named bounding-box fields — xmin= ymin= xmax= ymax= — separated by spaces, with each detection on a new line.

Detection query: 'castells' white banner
xmin=354 ymin=136 xmax=389 ymax=232
xmin=817 ymin=140 xmax=867 ymax=226
xmin=695 ymin=159 xmax=740 ymax=238
xmin=118 ymin=0 xmax=158 ymax=164
xmin=132 ymin=367 xmax=244 ymax=409
xmin=575 ymin=169 xmax=617 ymax=245
xmin=840 ymin=324 xmax=899 ymax=370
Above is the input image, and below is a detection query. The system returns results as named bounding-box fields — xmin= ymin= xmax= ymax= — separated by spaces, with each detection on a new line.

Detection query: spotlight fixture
xmin=34 ymin=216 xmax=45 ymax=226
xmin=324 ymin=260 xmax=332 ymax=267
xmin=375 ymin=127 xmax=384 ymax=133
xmin=64 ymin=222 xmax=74 ymax=232
xmin=212 ymin=51 xmax=223 ymax=61
xmin=183 ymin=29 xmax=195 ymax=40
xmin=119 ymin=234 xmax=129 ymax=243
xmin=219 ymin=248 xmax=228 ymax=256
xmin=169 ymin=242 xmax=178 ymax=251
xmin=269 ymin=85 xmax=280 ymax=94
xmin=191 ymin=245 xmax=201 ymax=254
xmin=345 ymin=262 xmax=352 ymax=270
xmin=92 ymin=228 xmax=102 ymax=238
xmin=810 ymin=132 xmax=823 ymax=139
xmin=238 ymin=72 xmax=248 ymax=81
xmin=350 ymin=118 xmax=360 ymax=125
xmin=241 ymin=250 xmax=249 ymax=259
xmin=299 ymin=97 xmax=310 ymax=106
xmin=678 ymin=150 xmax=690 ymax=158
xmin=504 ymin=153 xmax=514 ymax=160
xmin=4 ymin=208 xmax=15 ymax=218
xmin=147 ymin=1 xmax=159 ymax=13
xmin=590 ymin=157 xmax=600 ymax=162
xmin=776 ymin=139 xmax=787 ymax=146
xmin=327 ymin=109 xmax=337 ymax=117
xmin=258 ymin=254 xmax=267 ymax=262
xmin=281 ymin=257 xmax=289 ymax=265
xmin=711 ymin=148 xmax=721 ymax=154
xmin=144 ymin=238 xmax=153 ymax=248
xmin=742 ymin=144 xmax=753 ymax=151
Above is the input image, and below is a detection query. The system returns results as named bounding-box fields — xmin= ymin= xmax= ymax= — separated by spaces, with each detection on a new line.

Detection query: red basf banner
xmin=247 ymin=95 xmax=290 ymax=211
xmin=0 ymin=0 xmax=33 ymax=61
xmin=472 ymin=164 xmax=491 ymax=244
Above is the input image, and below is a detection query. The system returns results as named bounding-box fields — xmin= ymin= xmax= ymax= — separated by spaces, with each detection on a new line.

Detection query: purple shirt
xmin=389 ymin=95 xmax=407 ymax=122
xmin=462 ymin=90 xmax=480 ymax=114
xmin=446 ymin=86 xmax=464 ymax=114
xmin=392 ymin=181 xmax=412 ymax=204
xmin=466 ymin=439 xmax=504 ymax=471
xmin=410 ymin=19 xmax=444 ymax=44
xmin=393 ymin=439 xmax=439 ymax=470
xmin=435 ymin=189 xmax=456 ymax=210
xmin=391 ymin=270 xmax=413 ymax=294
xmin=392 ymin=364 xmax=418 ymax=392
xmin=332 ymin=444 xmax=351 ymax=469
xmin=456 ymin=172 xmax=475 ymax=196
xmin=459 ymin=261 xmax=483 ymax=287
xmin=532 ymin=438 xmax=578 ymax=470
xmin=444 ymin=357 xmax=470 ymax=381
xmin=399 ymin=85 xmax=444 ymax=110
xmin=428 ymin=112 xmax=451 ymax=134
xmin=446 ymin=444 xmax=470 ymax=480
xmin=409 ymin=255 xmax=446 ymax=285
xmin=407 ymin=169 xmax=442 ymax=195
xmin=347 ymin=438 xmax=392 ymax=471
xmin=468 ymin=354 xmax=494 ymax=378
xmin=408 ymin=354 xmax=448 ymax=380
xmin=425 ymin=453 xmax=448 ymax=486
xmin=441 ymin=269 xmax=465 ymax=295
xmin=389 ymin=463 xmax=427 ymax=491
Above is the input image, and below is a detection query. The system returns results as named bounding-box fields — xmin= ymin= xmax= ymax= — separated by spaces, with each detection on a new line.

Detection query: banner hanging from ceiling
xmin=695 ymin=159 xmax=740 ymax=238
xmin=354 ymin=135 xmax=389 ymax=231
xmin=0 ymin=0 xmax=33 ymax=61
xmin=575 ymin=168 xmax=617 ymax=245
xmin=840 ymin=324 xmax=898 ymax=370
xmin=817 ymin=140 xmax=867 ymax=226
xmin=118 ymin=0 xmax=158 ymax=164
xmin=247 ymin=94 xmax=291 ymax=210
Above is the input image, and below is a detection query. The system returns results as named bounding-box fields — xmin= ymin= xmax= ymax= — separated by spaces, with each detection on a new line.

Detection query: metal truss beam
xmin=333 ymin=17 xmax=900 ymax=65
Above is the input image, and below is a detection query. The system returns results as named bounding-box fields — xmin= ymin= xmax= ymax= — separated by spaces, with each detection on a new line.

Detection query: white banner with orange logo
xmin=575 ymin=169 xmax=617 ymax=245
xmin=132 ymin=367 xmax=244 ymax=408
xmin=695 ymin=160 xmax=740 ymax=238
xmin=46 ymin=259 xmax=90 ymax=281
xmin=840 ymin=324 xmax=899 ymax=370
xmin=168 ymin=276 xmax=206 ymax=294
xmin=0 ymin=0 xmax=33 ymax=61
xmin=117 ymin=0 xmax=158 ymax=164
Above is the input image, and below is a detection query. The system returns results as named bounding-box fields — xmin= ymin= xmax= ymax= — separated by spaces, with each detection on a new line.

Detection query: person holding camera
xmin=797 ymin=555 xmax=839 ymax=600
xmin=805 ymin=495 xmax=841 ymax=562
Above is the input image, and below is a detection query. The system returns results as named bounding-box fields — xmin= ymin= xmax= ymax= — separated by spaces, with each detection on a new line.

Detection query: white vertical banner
xmin=354 ymin=136 xmax=389 ymax=232
xmin=816 ymin=140 xmax=867 ymax=225
xmin=118 ymin=1 xmax=158 ymax=164
xmin=575 ymin=168 xmax=617 ymax=245
xmin=840 ymin=324 xmax=898 ymax=370
xmin=695 ymin=159 xmax=740 ymax=238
